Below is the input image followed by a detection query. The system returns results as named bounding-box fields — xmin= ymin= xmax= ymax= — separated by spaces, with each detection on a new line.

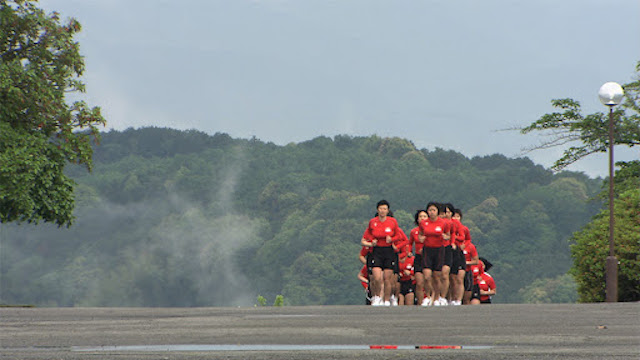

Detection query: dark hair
xmin=479 ymin=257 xmax=493 ymax=271
xmin=435 ymin=202 xmax=446 ymax=215
xmin=425 ymin=202 xmax=439 ymax=212
xmin=375 ymin=200 xmax=393 ymax=218
xmin=414 ymin=209 xmax=427 ymax=225
xmin=444 ymin=203 xmax=455 ymax=214
xmin=454 ymin=208 xmax=463 ymax=218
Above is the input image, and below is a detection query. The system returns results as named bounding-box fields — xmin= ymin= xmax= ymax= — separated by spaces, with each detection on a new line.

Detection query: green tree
xmin=517 ymin=62 xmax=640 ymax=303
xmin=518 ymin=61 xmax=639 ymax=171
xmin=518 ymin=274 xmax=578 ymax=304
xmin=282 ymin=252 xmax=343 ymax=305
xmin=0 ymin=0 xmax=105 ymax=226
xmin=273 ymin=295 xmax=284 ymax=306
xmin=569 ymin=164 xmax=640 ymax=303
xmin=0 ymin=128 xmax=605 ymax=307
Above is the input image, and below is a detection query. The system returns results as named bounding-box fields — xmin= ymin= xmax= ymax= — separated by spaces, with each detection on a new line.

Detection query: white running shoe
xmin=383 ymin=301 xmax=391 ymax=307
xmin=434 ymin=298 xmax=447 ymax=306
xmin=421 ymin=297 xmax=432 ymax=307
xmin=390 ymin=295 xmax=398 ymax=306
xmin=371 ymin=296 xmax=382 ymax=306
xmin=451 ymin=300 xmax=462 ymax=306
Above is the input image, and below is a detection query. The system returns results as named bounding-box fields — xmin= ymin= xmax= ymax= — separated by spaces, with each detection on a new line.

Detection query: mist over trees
xmin=0 ymin=128 xmax=606 ymax=306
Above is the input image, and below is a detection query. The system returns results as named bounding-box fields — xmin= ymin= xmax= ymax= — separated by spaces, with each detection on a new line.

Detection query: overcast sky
xmin=40 ymin=0 xmax=639 ymax=178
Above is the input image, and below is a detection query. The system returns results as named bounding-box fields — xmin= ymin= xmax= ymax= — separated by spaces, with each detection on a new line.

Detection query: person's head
xmin=437 ymin=203 xmax=447 ymax=217
xmin=472 ymin=263 xmax=482 ymax=277
xmin=414 ymin=209 xmax=428 ymax=225
xmin=444 ymin=203 xmax=455 ymax=219
xmin=453 ymin=208 xmax=463 ymax=220
xmin=376 ymin=200 xmax=390 ymax=217
xmin=426 ymin=202 xmax=439 ymax=219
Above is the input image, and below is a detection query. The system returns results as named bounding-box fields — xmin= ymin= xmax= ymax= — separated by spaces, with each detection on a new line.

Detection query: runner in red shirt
xmin=357 ymin=265 xmax=372 ymax=305
xmin=359 ymin=245 xmax=372 ymax=267
xmin=419 ymin=202 xmax=451 ymax=306
xmin=397 ymin=245 xmax=415 ymax=306
xmin=477 ymin=272 xmax=496 ymax=304
xmin=360 ymin=200 xmax=400 ymax=306
xmin=360 ymin=231 xmax=382 ymax=302
xmin=450 ymin=208 xmax=469 ymax=305
xmin=438 ymin=203 xmax=457 ymax=306
xmin=410 ymin=209 xmax=429 ymax=306
xmin=462 ymin=235 xmax=479 ymax=305
xmin=470 ymin=259 xmax=496 ymax=304
xmin=390 ymin=227 xmax=409 ymax=306
xmin=393 ymin=227 xmax=410 ymax=253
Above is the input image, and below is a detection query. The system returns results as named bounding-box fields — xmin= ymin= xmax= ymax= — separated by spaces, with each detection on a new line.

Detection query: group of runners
xmin=358 ymin=200 xmax=496 ymax=306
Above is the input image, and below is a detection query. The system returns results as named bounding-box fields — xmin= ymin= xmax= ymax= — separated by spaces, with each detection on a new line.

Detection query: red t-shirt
xmin=419 ymin=217 xmax=451 ymax=248
xmin=361 ymin=229 xmax=373 ymax=241
xmin=409 ymin=226 xmax=424 ymax=254
xmin=463 ymin=241 xmax=478 ymax=271
xmin=462 ymin=225 xmax=471 ymax=245
xmin=359 ymin=265 xmax=369 ymax=289
xmin=393 ymin=228 xmax=410 ymax=253
xmin=477 ymin=272 xmax=496 ymax=301
xmin=452 ymin=219 xmax=470 ymax=247
xmin=442 ymin=217 xmax=457 ymax=247
xmin=398 ymin=255 xmax=415 ymax=282
xmin=360 ymin=246 xmax=372 ymax=257
xmin=364 ymin=216 xmax=399 ymax=247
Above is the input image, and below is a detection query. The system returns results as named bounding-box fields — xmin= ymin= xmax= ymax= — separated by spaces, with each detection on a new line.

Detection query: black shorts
xmin=371 ymin=246 xmax=396 ymax=270
xmin=366 ymin=254 xmax=374 ymax=273
xmin=471 ymin=284 xmax=481 ymax=300
xmin=481 ymin=298 xmax=492 ymax=304
xmin=442 ymin=245 xmax=453 ymax=269
xmin=423 ymin=246 xmax=444 ymax=271
xmin=451 ymin=248 xmax=466 ymax=275
xmin=413 ymin=253 xmax=424 ymax=273
xmin=400 ymin=280 xmax=415 ymax=296
xmin=464 ymin=271 xmax=473 ymax=291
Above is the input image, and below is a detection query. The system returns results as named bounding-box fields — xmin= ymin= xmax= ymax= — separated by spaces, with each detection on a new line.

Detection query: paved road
xmin=1 ymin=303 xmax=639 ymax=359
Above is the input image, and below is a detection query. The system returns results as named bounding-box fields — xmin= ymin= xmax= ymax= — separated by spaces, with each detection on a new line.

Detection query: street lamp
xmin=598 ymin=81 xmax=624 ymax=303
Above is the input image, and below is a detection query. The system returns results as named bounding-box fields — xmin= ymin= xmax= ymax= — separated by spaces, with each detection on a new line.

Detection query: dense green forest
xmin=0 ymin=127 xmax=604 ymax=306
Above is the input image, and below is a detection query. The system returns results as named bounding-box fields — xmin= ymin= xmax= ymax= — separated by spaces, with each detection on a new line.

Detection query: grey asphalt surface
xmin=1 ymin=303 xmax=639 ymax=359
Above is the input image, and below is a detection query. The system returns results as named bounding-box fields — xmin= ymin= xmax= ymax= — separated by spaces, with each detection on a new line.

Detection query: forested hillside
xmin=0 ymin=127 xmax=603 ymax=306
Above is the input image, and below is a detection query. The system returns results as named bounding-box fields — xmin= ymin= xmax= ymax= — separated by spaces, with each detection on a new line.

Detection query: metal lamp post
xmin=598 ymin=81 xmax=624 ymax=303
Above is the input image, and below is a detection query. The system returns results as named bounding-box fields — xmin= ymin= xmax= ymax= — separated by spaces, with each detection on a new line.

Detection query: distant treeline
xmin=0 ymin=127 xmax=604 ymax=306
